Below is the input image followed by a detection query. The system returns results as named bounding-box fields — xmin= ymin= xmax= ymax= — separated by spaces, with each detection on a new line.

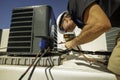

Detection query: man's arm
xmin=65 ymin=2 xmax=111 ymax=49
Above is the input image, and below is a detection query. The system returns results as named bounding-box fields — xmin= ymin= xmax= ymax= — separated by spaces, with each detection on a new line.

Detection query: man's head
xmin=56 ymin=11 xmax=76 ymax=34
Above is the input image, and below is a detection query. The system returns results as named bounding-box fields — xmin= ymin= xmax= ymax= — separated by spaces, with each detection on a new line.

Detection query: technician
xmin=56 ymin=0 xmax=120 ymax=80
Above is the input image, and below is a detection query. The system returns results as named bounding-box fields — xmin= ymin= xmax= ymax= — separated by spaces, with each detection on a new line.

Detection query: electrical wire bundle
xmin=18 ymin=36 xmax=58 ymax=80
xmin=19 ymin=48 xmax=51 ymax=80
xmin=19 ymin=47 xmax=56 ymax=80
xmin=44 ymin=56 xmax=54 ymax=80
xmin=59 ymin=45 xmax=108 ymax=66
xmin=18 ymin=50 xmax=41 ymax=80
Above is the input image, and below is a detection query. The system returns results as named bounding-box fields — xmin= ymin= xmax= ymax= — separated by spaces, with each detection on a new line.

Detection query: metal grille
xmin=106 ymin=27 xmax=120 ymax=51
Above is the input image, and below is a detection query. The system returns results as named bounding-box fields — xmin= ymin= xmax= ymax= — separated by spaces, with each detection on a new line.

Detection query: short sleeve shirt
xmin=67 ymin=0 xmax=96 ymax=21
xmin=67 ymin=0 xmax=120 ymax=28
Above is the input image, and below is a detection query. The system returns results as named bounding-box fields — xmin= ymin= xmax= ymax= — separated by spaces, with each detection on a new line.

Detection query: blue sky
xmin=0 ymin=0 xmax=68 ymax=29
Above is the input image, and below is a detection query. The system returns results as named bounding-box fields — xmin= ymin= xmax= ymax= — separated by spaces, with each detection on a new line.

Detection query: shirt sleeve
xmin=67 ymin=0 xmax=96 ymax=21
xmin=67 ymin=0 xmax=97 ymax=28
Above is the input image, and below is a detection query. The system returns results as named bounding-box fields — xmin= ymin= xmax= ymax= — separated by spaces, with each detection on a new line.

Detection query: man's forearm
xmin=65 ymin=23 xmax=111 ymax=49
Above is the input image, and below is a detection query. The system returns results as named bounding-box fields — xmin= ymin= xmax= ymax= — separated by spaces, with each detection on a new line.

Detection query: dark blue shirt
xmin=67 ymin=0 xmax=120 ymax=28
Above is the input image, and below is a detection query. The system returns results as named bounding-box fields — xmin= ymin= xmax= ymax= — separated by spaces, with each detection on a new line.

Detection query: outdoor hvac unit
xmin=7 ymin=5 xmax=57 ymax=56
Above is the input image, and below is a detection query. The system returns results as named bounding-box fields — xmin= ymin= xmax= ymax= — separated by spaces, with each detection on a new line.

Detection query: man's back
xmin=110 ymin=6 xmax=120 ymax=27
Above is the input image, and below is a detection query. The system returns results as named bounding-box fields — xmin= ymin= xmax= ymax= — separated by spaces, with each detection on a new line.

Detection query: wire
xmin=45 ymin=56 xmax=54 ymax=80
xmin=48 ymin=56 xmax=54 ymax=80
xmin=76 ymin=46 xmax=107 ymax=65
xmin=48 ymin=55 xmax=55 ymax=66
xmin=45 ymin=67 xmax=50 ymax=80
xmin=45 ymin=66 xmax=54 ymax=80
xmin=58 ymin=41 xmax=108 ymax=65
xmin=58 ymin=43 xmax=107 ymax=65
xmin=28 ymin=48 xmax=49 ymax=80
xmin=18 ymin=50 xmax=41 ymax=80
xmin=45 ymin=58 xmax=52 ymax=80
xmin=76 ymin=46 xmax=96 ymax=63
xmin=48 ymin=66 xmax=54 ymax=80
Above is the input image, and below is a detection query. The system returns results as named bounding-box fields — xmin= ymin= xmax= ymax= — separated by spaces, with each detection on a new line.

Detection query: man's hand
xmin=65 ymin=39 xmax=76 ymax=50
